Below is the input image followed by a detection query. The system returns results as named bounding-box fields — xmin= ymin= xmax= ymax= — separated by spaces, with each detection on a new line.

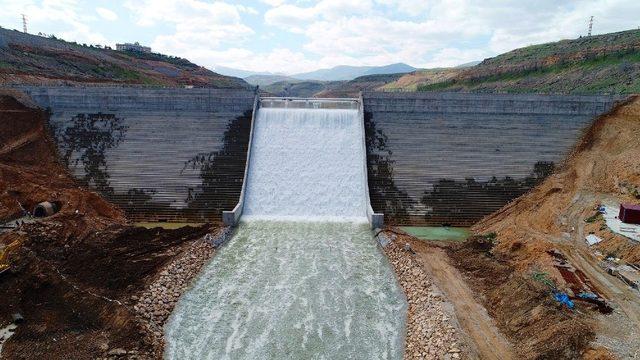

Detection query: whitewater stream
xmin=165 ymin=102 xmax=407 ymax=359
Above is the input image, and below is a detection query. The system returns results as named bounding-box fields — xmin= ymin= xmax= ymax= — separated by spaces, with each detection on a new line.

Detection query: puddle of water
xmin=165 ymin=221 xmax=406 ymax=359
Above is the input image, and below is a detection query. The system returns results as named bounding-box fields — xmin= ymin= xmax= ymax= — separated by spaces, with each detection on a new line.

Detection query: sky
xmin=0 ymin=0 xmax=639 ymax=75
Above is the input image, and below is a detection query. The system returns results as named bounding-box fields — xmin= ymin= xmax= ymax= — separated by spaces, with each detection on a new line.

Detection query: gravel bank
xmin=379 ymin=232 xmax=464 ymax=360
xmin=122 ymin=227 xmax=231 ymax=358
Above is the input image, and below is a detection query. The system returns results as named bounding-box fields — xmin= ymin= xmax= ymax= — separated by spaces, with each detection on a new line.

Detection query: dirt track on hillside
xmin=470 ymin=96 xmax=640 ymax=358
xmin=408 ymin=241 xmax=515 ymax=360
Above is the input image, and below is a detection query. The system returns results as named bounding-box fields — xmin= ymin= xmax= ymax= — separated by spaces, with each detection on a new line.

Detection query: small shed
xmin=619 ymin=203 xmax=640 ymax=225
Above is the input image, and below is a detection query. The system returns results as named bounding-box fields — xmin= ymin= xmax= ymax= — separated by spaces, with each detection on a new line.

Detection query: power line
xmin=21 ymin=14 xmax=27 ymax=33
xmin=588 ymin=16 xmax=594 ymax=37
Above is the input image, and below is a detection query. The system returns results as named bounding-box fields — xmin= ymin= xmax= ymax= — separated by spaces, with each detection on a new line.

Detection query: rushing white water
xmin=242 ymin=107 xmax=367 ymax=221
xmin=165 ymin=221 xmax=406 ymax=359
xmin=165 ymin=103 xmax=406 ymax=359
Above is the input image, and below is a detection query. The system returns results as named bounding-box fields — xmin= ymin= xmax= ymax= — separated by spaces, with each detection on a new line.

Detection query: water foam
xmin=242 ymin=107 xmax=367 ymax=221
xmin=164 ymin=221 xmax=406 ymax=359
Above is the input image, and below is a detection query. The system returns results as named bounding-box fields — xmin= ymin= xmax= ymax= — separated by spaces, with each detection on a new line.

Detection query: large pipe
xmin=33 ymin=201 xmax=59 ymax=217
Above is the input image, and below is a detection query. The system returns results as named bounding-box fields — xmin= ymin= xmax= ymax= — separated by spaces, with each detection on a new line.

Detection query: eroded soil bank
xmin=0 ymin=92 xmax=222 ymax=359
xmin=383 ymin=97 xmax=640 ymax=359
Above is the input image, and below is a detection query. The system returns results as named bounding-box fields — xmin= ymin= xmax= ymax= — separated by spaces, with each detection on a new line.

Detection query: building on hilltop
xmin=116 ymin=42 xmax=151 ymax=53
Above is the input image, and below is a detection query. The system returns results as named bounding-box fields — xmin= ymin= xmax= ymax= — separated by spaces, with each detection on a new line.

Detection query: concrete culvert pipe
xmin=33 ymin=201 xmax=60 ymax=218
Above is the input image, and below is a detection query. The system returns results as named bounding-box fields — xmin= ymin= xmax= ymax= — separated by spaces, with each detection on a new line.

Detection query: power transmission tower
xmin=588 ymin=16 xmax=593 ymax=37
xmin=21 ymin=14 xmax=27 ymax=33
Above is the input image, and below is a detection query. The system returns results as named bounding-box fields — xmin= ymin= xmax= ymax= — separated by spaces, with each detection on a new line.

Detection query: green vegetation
xmin=415 ymin=29 xmax=640 ymax=94
xmin=120 ymin=50 xmax=199 ymax=69
xmin=400 ymin=226 xmax=471 ymax=242
xmin=418 ymin=50 xmax=640 ymax=93
xmin=585 ymin=212 xmax=603 ymax=223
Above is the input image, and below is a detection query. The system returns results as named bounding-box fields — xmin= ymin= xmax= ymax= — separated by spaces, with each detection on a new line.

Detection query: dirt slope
xmin=0 ymin=92 xmax=220 ymax=359
xmin=0 ymin=27 xmax=247 ymax=88
xmin=0 ymin=90 xmax=124 ymax=227
xmin=470 ymin=96 xmax=640 ymax=358
xmin=378 ymin=68 xmax=461 ymax=91
xmin=476 ymin=96 xmax=640 ymax=263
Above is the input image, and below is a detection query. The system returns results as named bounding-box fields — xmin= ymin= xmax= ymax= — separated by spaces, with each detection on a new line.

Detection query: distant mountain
xmin=213 ymin=65 xmax=283 ymax=79
xmin=292 ymin=63 xmax=416 ymax=81
xmin=361 ymin=63 xmax=417 ymax=76
xmin=245 ymin=74 xmax=298 ymax=86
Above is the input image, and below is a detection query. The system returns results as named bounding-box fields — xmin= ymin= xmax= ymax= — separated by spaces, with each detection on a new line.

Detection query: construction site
xmin=1 ymin=19 xmax=640 ymax=360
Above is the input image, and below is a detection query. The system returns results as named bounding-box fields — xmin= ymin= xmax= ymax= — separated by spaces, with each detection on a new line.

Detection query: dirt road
xmin=406 ymin=239 xmax=516 ymax=360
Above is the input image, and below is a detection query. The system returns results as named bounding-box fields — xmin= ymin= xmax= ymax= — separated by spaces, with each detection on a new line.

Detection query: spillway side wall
xmin=362 ymin=91 xmax=626 ymax=226
xmin=14 ymin=86 xmax=256 ymax=222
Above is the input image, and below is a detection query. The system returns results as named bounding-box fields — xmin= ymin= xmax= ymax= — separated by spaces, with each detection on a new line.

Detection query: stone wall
xmin=362 ymin=91 xmax=626 ymax=226
xmin=18 ymin=86 xmax=255 ymax=222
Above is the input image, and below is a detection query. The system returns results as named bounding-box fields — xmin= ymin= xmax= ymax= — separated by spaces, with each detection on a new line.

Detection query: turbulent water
xmin=165 ymin=221 xmax=406 ymax=359
xmin=242 ymin=107 xmax=367 ymax=221
xmin=165 ymin=105 xmax=406 ymax=359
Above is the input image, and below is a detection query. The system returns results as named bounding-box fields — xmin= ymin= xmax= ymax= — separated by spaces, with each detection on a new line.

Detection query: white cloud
xmin=0 ymin=0 xmax=109 ymax=45
xmin=96 ymin=7 xmax=118 ymax=21
xmin=260 ymin=0 xmax=287 ymax=6
xmin=125 ymin=0 xmax=255 ymax=61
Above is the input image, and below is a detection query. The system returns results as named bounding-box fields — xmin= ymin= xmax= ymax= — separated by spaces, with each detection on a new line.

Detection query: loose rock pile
xmin=382 ymin=236 xmax=462 ymax=360
xmin=130 ymin=227 xmax=230 ymax=355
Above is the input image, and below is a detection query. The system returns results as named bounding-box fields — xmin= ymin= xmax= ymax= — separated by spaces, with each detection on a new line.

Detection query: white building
xmin=116 ymin=42 xmax=151 ymax=53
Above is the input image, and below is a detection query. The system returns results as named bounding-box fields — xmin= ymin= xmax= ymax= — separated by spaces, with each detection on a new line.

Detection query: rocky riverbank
xmin=379 ymin=231 xmax=464 ymax=360
xmin=125 ymin=227 xmax=231 ymax=358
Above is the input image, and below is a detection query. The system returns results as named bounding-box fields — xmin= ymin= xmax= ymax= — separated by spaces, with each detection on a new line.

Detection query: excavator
xmin=0 ymin=236 xmax=23 ymax=274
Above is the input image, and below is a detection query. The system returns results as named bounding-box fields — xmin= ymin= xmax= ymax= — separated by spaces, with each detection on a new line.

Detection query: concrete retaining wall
xmin=17 ymin=86 xmax=255 ymax=222
xmin=362 ymin=91 xmax=626 ymax=226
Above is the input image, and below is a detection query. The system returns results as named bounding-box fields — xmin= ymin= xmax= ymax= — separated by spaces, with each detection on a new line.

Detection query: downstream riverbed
xmin=165 ymin=221 xmax=406 ymax=359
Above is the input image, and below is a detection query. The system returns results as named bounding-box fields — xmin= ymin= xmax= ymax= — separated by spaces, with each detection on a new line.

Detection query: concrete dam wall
xmin=363 ymin=91 xmax=625 ymax=225
xmin=17 ymin=86 xmax=256 ymax=222
xmin=11 ymin=86 xmax=624 ymax=225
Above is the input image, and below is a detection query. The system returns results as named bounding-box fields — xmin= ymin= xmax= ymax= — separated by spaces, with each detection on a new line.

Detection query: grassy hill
xmin=263 ymin=73 xmax=406 ymax=98
xmin=378 ymin=68 xmax=461 ymax=91
xmin=0 ymin=27 xmax=248 ymax=88
xmin=411 ymin=29 xmax=640 ymax=94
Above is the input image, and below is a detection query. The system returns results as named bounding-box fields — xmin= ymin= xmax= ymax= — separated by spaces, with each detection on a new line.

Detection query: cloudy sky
xmin=1 ymin=0 xmax=639 ymax=74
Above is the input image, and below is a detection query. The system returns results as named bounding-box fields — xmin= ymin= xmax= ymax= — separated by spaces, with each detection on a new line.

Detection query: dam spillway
xmin=242 ymin=103 xmax=366 ymax=220
xmin=164 ymin=99 xmax=406 ymax=359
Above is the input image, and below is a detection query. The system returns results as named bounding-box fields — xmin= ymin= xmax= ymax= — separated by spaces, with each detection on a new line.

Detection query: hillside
xmin=292 ymin=63 xmax=415 ymax=81
xmin=262 ymin=73 xmax=406 ymax=98
xmin=379 ymin=68 xmax=462 ymax=91
xmin=315 ymin=73 xmax=406 ymax=97
xmin=244 ymin=74 xmax=297 ymax=86
xmin=0 ymin=27 xmax=248 ymax=88
xmin=471 ymin=97 xmax=640 ymax=358
xmin=385 ymin=29 xmax=640 ymax=94
xmin=261 ymin=80 xmax=339 ymax=97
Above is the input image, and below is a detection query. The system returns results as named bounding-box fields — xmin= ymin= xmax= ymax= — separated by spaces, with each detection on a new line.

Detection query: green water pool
xmin=400 ymin=226 xmax=471 ymax=242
